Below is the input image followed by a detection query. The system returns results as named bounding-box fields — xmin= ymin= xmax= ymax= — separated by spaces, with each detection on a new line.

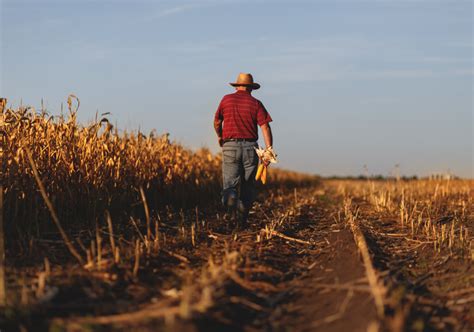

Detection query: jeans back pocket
xmin=223 ymin=149 xmax=237 ymax=163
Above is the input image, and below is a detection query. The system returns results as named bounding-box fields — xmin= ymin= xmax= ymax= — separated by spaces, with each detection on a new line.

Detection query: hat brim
xmin=229 ymin=82 xmax=260 ymax=90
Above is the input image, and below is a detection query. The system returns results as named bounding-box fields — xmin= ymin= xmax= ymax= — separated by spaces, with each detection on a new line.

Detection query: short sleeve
xmin=256 ymin=101 xmax=272 ymax=126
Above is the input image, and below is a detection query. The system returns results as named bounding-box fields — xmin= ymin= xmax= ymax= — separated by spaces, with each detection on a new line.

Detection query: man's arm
xmin=260 ymin=123 xmax=273 ymax=148
xmin=214 ymin=118 xmax=224 ymax=147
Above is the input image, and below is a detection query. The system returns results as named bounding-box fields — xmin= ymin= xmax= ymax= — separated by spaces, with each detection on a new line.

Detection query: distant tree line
xmin=324 ymin=174 xmax=460 ymax=181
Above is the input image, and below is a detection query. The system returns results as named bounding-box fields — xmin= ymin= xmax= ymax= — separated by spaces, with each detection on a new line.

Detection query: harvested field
xmin=1 ymin=104 xmax=473 ymax=331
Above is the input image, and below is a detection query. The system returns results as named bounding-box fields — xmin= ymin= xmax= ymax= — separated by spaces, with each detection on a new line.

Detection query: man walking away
xmin=213 ymin=73 xmax=274 ymax=226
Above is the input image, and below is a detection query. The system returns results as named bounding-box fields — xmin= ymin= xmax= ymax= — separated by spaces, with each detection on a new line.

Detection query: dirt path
xmin=2 ymin=181 xmax=472 ymax=332
xmin=172 ymin=183 xmax=383 ymax=332
xmin=268 ymin=226 xmax=378 ymax=332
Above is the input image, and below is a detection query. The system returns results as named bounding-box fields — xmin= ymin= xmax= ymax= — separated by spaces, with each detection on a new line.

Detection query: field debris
xmin=1 ymin=102 xmax=472 ymax=331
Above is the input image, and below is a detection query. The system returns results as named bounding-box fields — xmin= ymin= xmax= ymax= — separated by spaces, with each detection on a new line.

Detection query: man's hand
xmin=214 ymin=119 xmax=223 ymax=146
xmin=255 ymin=146 xmax=277 ymax=167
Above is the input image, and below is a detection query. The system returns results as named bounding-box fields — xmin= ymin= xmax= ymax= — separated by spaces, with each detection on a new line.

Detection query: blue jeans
xmin=222 ymin=141 xmax=259 ymax=215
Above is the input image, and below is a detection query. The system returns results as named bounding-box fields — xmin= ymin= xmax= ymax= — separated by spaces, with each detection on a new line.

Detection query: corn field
xmin=1 ymin=97 xmax=472 ymax=331
xmin=1 ymin=97 xmax=314 ymax=245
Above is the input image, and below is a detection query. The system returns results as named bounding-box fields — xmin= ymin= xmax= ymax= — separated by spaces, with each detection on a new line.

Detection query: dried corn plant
xmin=335 ymin=179 xmax=473 ymax=257
xmin=2 ymin=99 xmax=216 ymax=242
xmin=1 ymin=97 xmax=317 ymax=248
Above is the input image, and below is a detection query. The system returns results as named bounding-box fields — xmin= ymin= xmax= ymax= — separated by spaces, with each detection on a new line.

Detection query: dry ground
xmin=1 ymin=180 xmax=473 ymax=332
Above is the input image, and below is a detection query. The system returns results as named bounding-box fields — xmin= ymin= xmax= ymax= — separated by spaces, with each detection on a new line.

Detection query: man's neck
xmin=236 ymin=87 xmax=252 ymax=93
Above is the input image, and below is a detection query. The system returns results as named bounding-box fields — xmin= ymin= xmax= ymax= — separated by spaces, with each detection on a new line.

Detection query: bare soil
xmin=1 ymin=181 xmax=472 ymax=332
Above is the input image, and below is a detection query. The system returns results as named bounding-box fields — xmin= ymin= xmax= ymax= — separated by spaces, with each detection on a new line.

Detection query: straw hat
xmin=229 ymin=73 xmax=260 ymax=90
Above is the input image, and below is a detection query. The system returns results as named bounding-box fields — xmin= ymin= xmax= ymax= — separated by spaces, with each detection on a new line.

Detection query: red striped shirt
xmin=214 ymin=90 xmax=272 ymax=140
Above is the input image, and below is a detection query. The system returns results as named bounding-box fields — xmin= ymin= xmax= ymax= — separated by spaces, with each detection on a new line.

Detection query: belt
xmin=223 ymin=138 xmax=257 ymax=143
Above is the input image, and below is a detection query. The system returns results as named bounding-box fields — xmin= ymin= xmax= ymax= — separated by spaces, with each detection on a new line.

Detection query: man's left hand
xmin=218 ymin=137 xmax=224 ymax=147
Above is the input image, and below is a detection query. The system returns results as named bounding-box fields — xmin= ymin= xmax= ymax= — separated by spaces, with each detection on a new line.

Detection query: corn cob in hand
xmin=255 ymin=146 xmax=277 ymax=184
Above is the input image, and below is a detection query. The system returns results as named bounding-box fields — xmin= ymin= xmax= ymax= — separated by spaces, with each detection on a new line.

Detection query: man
xmin=214 ymin=73 xmax=274 ymax=225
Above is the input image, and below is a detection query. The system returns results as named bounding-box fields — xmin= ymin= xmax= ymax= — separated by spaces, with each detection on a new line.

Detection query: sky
xmin=1 ymin=0 xmax=473 ymax=178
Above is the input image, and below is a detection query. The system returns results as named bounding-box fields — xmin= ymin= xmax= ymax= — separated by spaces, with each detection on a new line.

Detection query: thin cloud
xmin=147 ymin=0 xmax=250 ymax=21
xmin=160 ymin=36 xmax=471 ymax=83
xmin=419 ymin=56 xmax=472 ymax=64
xmin=155 ymin=4 xmax=199 ymax=18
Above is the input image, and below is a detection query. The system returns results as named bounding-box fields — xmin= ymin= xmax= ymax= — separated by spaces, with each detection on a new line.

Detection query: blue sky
xmin=1 ymin=0 xmax=472 ymax=177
